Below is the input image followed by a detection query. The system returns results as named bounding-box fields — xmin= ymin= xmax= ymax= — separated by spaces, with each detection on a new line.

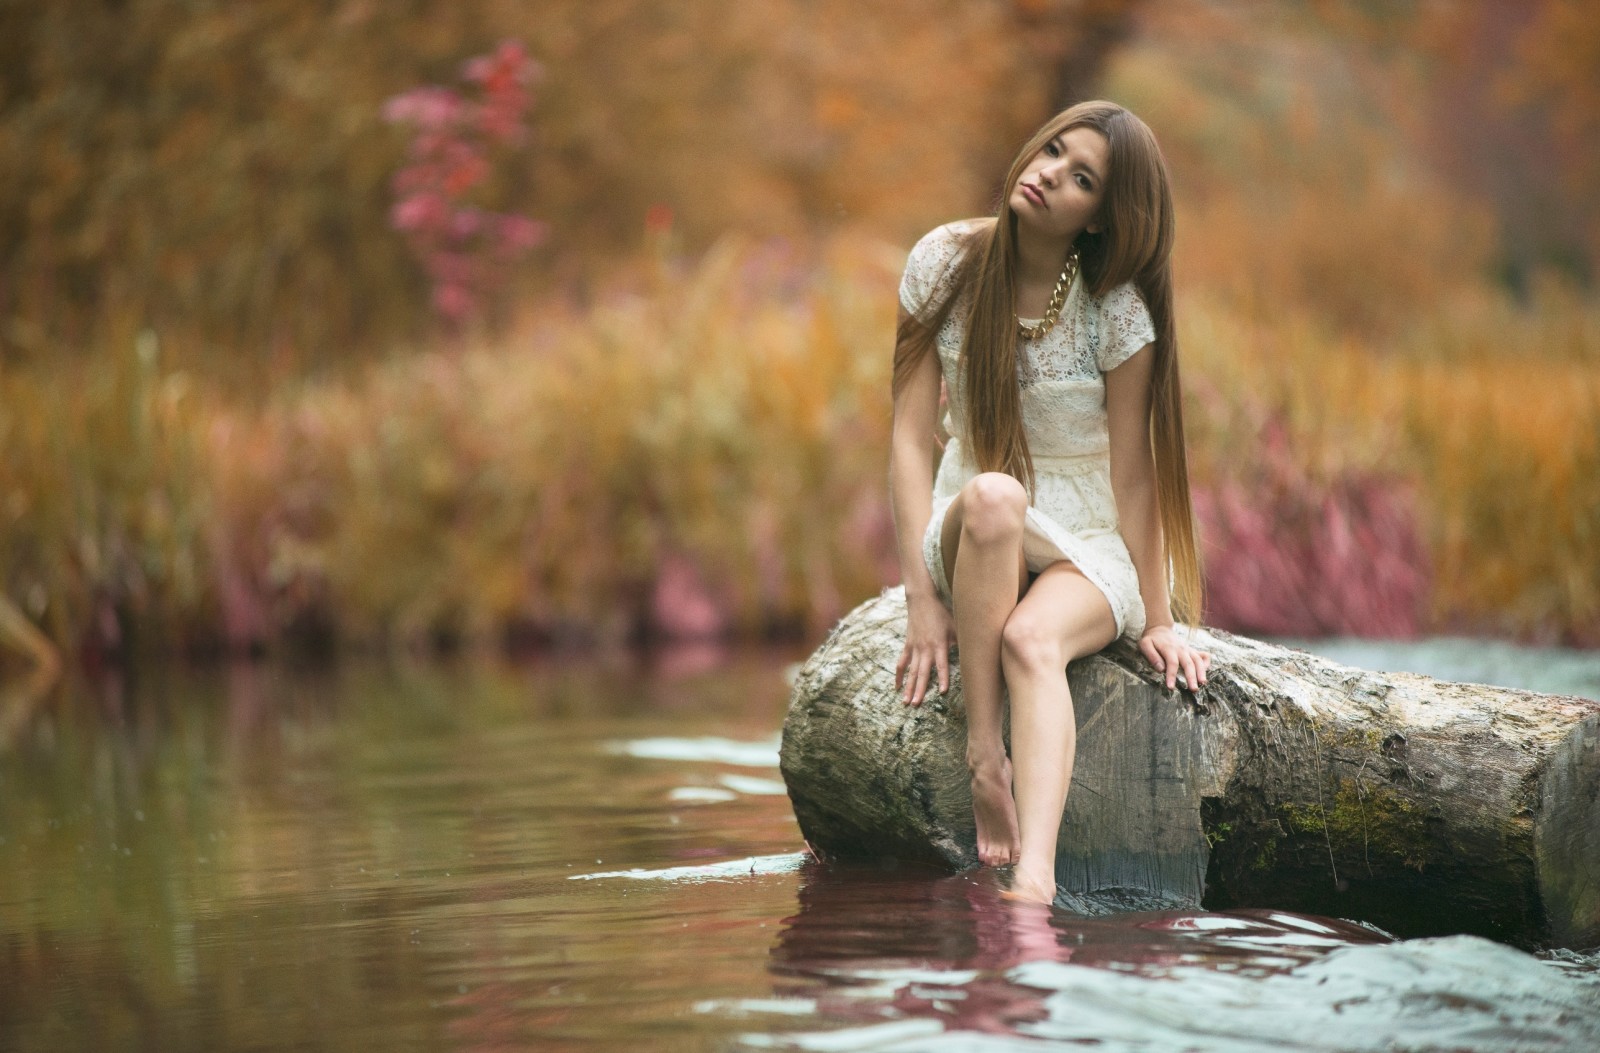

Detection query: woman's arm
xmin=1104 ymin=344 xmax=1210 ymax=689
xmin=890 ymin=306 xmax=955 ymax=706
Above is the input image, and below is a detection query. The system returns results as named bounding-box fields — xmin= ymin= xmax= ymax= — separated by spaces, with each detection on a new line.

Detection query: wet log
xmin=779 ymin=588 xmax=1600 ymax=948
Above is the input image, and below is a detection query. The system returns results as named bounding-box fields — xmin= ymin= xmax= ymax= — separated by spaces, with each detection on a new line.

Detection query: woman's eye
xmin=1044 ymin=143 xmax=1060 ymax=157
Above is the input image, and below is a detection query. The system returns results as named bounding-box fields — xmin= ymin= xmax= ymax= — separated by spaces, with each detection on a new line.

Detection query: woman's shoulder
xmin=900 ymin=217 xmax=992 ymax=319
xmin=1082 ymin=276 xmax=1153 ymax=332
xmin=908 ymin=217 xmax=991 ymax=265
xmin=1084 ymin=277 xmax=1156 ymax=371
xmin=1084 ymin=276 xmax=1147 ymax=311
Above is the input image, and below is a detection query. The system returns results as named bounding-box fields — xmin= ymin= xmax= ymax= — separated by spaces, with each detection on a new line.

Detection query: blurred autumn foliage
xmin=0 ymin=0 xmax=1078 ymax=366
xmin=1 ymin=0 xmax=1598 ymax=664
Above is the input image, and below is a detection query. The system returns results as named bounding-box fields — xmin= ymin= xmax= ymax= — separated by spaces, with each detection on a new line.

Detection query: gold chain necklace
xmin=1017 ymin=250 xmax=1079 ymax=341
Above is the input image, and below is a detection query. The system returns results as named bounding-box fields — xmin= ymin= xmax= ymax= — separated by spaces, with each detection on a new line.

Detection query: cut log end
xmin=1537 ymin=713 xmax=1600 ymax=948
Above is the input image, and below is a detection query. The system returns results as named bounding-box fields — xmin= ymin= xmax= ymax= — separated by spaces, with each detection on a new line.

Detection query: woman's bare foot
xmin=1001 ymin=866 xmax=1055 ymax=905
xmin=968 ymin=754 xmax=1020 ymax=866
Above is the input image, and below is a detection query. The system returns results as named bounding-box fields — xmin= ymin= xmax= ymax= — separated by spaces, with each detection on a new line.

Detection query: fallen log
xmin=779 ymin=588 xmax=1600 ymax=948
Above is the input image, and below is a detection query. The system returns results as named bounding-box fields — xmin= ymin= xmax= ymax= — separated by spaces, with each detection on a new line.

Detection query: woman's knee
xmin=959 ymin=473 xmax=1027 ymax=545
xmin=1000 ymin=609 xmax=1064 ymax=678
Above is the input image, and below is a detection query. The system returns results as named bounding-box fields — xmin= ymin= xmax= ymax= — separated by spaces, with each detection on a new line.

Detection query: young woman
xmin=889 ymin=100 xmax=1212 ymax=905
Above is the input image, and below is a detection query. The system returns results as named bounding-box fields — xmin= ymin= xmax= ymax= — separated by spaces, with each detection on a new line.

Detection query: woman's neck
xmin=1013 ymin=225 xmax=1076 ymax=287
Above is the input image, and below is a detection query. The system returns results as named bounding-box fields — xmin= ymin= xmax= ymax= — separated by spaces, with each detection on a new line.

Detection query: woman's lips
xmin=1021 ymin=183 xmax=1047 ymax=208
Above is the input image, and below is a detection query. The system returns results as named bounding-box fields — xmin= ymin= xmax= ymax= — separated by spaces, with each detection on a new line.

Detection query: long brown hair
xmin=893 ymin=101 xmax=1204 ymax=624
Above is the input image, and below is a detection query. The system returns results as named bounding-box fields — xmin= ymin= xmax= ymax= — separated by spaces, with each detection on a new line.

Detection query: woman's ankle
xmin=1015 ymin=855 xmax=1054 ymax=886
xmin=1007 ymin=866 xmax=1056 ymax=904
xmin=966 ymin=744 xmax=1009 ymax=774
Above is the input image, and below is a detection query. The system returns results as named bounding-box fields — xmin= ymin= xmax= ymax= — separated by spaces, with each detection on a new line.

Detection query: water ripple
xmin=572 ymin=851 xmax=809 ymax=883
xmin=606 ymin=734 xmax=782 ymax=766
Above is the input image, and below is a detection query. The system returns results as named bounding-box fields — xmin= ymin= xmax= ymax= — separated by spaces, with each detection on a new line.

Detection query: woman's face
xmin=1008 ymin=125 xmax=1110 ymax=243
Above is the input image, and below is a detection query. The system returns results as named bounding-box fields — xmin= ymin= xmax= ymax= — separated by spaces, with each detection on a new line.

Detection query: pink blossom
xmin=645 ymin=203 xmax=674 ymax=236
xmin=478 ymin=102 xmax=525 ymax=144
xmin=382 ymin=86 xmax=464 ymax=130
xmin=650 ymin=552 xmax=728 ymax=640
xmin=432 ymin=282 xmax=476 ymax=321
xmin=391 ymin=192 xmax=449 ymax=233
xmin=467 ymin=41 xmax=541 ymax=143
xmin=427 ymin=251 xmax=475 ymax=284
xmin=449 ymin=208 xmax=483 ymax=240
xmin=386 ymin=40 xmax=545 ymax=330
xmin=410 ymin=129 xmax=453 ymax=160
xmin=463 ymin=40 xmax=540 ymax=88
xmin=392 ymin=166 xmax=438 ymax=196
xmin=495 ymin=215 xmax=547 ymax=253
xmin=441 ymin=147 xmax=489 ymax=195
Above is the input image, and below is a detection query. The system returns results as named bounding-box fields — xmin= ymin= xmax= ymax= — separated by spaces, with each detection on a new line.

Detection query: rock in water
xmin=779 ymin=587 xmax=1600 ymax=947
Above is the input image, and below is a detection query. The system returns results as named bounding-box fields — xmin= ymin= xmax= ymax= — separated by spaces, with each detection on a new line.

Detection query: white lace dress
xmin=899 ymin=219 xmax=1156 ymax=641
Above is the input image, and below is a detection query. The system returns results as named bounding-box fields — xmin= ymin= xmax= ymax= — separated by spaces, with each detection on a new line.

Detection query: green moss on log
xmin=1280 ymin=777 xmax=1429 ymax=871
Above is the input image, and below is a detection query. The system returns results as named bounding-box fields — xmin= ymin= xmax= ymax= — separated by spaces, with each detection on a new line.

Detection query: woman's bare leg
xmin=940 ymin=473 xmax=1030 ymax=867
xmin=997 ymin=561 xmax=1117 ymax=903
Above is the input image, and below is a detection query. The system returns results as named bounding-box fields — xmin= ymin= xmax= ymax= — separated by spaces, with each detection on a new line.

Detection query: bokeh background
xmin=2 ymin=0 xmax=1598 ymax=672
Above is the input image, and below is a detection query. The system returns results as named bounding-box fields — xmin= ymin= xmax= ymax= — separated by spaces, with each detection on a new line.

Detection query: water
xmin=1 ymin=643 xmax=1597 ymax=1051
xmin=1278 ymin=635 xmax=1600 ymax=702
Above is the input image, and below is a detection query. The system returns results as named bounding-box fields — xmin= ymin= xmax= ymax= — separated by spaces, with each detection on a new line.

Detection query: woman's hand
xmin=1138 ymin=623 xmax=1211 ymax=691
xmin=896 ymin=595 xmax=956 ymax=707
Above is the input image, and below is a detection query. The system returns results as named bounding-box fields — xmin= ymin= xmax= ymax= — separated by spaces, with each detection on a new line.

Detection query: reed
xmin=0 ymin=327 xmax=214 ymax=663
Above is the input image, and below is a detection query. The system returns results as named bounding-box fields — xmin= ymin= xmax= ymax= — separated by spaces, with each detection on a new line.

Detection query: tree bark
xmin=779 ymin=588 xmax=1600 ymax=949
xmin=1007 ymin=0 xmax=1150 ymax=111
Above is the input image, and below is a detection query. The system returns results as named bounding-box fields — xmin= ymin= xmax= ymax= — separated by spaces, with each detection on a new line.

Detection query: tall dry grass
xmin=1180 ymin=282 xmax=1600 ymax=643
xmin=0 ymin=327 xmax=215 ymax=662
xmin=2 ymin=235 xmax=1597 ymax=666
xmin=2 ymin=235 xmax=904 ymax=662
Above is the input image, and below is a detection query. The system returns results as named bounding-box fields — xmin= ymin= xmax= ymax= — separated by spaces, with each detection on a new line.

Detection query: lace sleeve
xmin=1096 ymin=281 xmax=1157 ymax=372
xmin=898 ymin=221 xmax=976 ymax=323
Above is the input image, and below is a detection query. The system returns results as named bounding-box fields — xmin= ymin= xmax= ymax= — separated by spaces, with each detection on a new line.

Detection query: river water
xmin=1 ymin=641 xmax=1597 ymax=1051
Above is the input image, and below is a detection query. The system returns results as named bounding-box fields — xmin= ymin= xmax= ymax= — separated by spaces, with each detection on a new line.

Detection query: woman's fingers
xmin=1147 ymin=638 xmax=1177 ymax=688
xmin=1139 ymin=632 xmax=1213 ymax=690
xmin=895 ymin=647 xmax=910 ymax=693
xmin=902 ymin=649 xmax=926 ymax=706
xmin=935 ymin=648 xmax=950 ymax=696
xmin=909 ymin=659 xmax=932 ymax=707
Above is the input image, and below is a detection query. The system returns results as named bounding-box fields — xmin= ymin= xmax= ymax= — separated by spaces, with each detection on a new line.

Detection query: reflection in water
xmin=0 ymin=661 xmax=58 ymax=750
xmin=0 ymin=653 xmax=807 ymax=1051
xmin=759 ymin=862 xmax=1402 ymax=1046
xmin=755 ymin=863 xmax=1600 ymax=1051
xmin=0 ymin=650 xmax=1596 ymax=1052
xmin=771 ymin=865 xmax=1062 ymax=1038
